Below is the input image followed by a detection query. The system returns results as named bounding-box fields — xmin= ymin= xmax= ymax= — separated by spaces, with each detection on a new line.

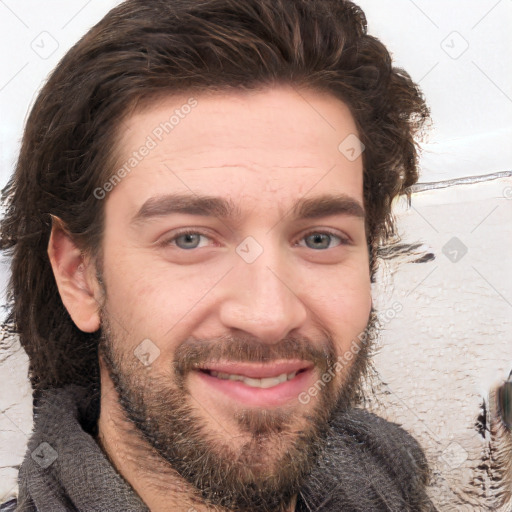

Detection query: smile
xmin=193 ymin=361 xmax=316 ymax=407
xmin=207 ymin=369 xmax=301 ymax=388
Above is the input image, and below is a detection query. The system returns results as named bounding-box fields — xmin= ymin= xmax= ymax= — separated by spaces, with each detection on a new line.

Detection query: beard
xmin=97 ymin=306 xmax=377 ymax=512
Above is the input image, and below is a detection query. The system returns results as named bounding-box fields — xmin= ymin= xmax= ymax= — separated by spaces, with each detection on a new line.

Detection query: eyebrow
xmin=292 ymin=194 xmax=365 ymax=220
xmin=131 ymin=192 xmax=365 ymax=225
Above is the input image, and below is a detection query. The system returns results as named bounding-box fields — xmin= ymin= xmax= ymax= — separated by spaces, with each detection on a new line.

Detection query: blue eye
xmin=163 ymin=231 xmax=211 ymax=250
xmin=160 ymin=229 xmax=349 ymax=251
xmin=298 ymin=231 xmax=348 ymax=250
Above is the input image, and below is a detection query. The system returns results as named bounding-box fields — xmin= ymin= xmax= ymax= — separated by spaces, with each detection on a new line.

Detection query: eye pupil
xmin=306 ymin=233 xmax=331 ymax=250
xmin=177 ymin=233 xmax=201 ymax=249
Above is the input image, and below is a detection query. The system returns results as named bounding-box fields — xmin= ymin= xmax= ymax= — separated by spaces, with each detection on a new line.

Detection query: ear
xmin=47 ymin=216 xmax=102 ymax=333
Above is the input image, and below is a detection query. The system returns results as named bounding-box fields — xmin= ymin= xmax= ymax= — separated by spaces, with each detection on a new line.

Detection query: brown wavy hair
xmin=0 ymin=0 xmax=430 ymax=396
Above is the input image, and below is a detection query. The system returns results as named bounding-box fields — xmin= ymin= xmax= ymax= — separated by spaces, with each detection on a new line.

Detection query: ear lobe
xmin=47 ymin=216 xmax=101 ymax=333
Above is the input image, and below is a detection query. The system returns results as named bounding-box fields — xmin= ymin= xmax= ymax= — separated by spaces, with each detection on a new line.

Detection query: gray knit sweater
xmin=12 ymin=384 xmax=438 ymax=511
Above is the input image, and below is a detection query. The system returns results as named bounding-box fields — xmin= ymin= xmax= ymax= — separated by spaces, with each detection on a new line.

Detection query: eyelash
xmin=159 ymin=228 xmax=351 ymax=250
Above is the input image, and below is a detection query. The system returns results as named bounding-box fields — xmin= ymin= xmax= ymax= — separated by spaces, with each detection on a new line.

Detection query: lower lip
xmin=194 ymin=368 xmax=315 ymax=407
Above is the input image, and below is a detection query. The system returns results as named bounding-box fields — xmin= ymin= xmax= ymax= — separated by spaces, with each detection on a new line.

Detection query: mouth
xmin=204 ymin=368 xmax=305 ymax=388
xmin=193 ymin=361 xmax=316 ymax=407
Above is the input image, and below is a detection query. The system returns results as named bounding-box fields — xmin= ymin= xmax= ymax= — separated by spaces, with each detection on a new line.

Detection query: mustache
xmin=172 ymin=333 xmax=337 ymax=379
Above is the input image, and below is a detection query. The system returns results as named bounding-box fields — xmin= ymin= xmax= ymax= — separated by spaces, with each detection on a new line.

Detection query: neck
xmin=95 ymin=361 xmax=297 ymax=512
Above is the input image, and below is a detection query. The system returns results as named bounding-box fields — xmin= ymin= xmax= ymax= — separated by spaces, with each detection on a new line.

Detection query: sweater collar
xmin=17 ymin=383 xmax=434 ymax=512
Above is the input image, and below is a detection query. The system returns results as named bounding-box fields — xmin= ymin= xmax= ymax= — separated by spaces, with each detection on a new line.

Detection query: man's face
xmin=96 ymin=85 xmax=373 ymax=510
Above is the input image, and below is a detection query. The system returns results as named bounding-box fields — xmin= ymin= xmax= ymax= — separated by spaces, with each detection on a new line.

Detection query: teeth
xmin=209 ymin=370 xmax=298 ymax=388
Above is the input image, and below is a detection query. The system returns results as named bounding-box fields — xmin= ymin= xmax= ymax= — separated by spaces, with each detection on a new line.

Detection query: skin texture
xmin=47 ymin=85 xmax=373 ymax=512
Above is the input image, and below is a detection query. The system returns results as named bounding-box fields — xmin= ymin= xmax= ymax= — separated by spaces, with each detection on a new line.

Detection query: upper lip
xmin=197 ymin=360 xmax=314 ymax=379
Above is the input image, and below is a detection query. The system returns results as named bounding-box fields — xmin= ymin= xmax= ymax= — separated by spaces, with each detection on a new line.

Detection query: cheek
xmin=323 ymin=289 xmax=371 ymax=329
xmin=305 ymin=266 xmax=371 ymax=340
xmin=100 ymin=248 xmax=220 ymax=343
xmin=99 ymin=249 xmax=166 ymax=336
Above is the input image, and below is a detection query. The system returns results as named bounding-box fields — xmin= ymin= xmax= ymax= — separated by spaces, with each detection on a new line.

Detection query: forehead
xmin=108 ymin=85 xmax=364 ymax=211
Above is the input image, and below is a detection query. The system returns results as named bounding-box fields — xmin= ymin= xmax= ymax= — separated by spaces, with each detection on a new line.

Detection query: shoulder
xmin=332 ymin=407 xmax=435 ymax=498
xmin=300 ymin=407 xmax=438 ymax=511
xmin=332 ymin=407 xmax=431 ymax=477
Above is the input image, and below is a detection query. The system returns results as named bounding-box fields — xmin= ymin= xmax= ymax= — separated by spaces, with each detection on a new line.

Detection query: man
xmin=0 ymin=0 xmax=435 ymax=510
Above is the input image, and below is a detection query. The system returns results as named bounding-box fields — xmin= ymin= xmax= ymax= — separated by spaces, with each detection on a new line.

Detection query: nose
xmin=218 ymin=242 xmax=308 ymax=344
